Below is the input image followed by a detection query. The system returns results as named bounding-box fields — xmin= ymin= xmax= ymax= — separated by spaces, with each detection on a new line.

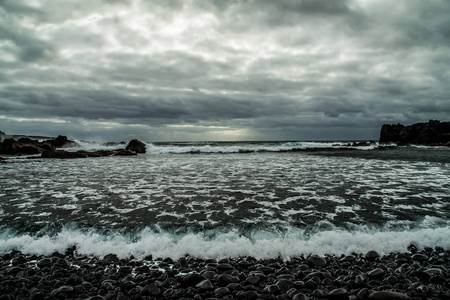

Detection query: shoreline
xmin=1 ymin=246 xmax=448 ymax=300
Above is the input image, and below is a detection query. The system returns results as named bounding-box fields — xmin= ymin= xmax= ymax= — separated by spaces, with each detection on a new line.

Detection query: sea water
xmin=0 ymin=141 xmax=449 ymax=259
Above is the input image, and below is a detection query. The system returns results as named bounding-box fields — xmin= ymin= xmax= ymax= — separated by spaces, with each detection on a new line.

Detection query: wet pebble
xmin=368 ymin=290 xmax=411 ymax=299
xmin=0 ymin=247 xmax=448 ymax=300
xmin=36 ymin=258 xmax=52 ymax=268
xmin=308 ymin=256 xmax=327 ymax=266
xmin=367 ymin=268 xmax=385 ymax=278
xmin=365 ymin=251 xmax=380 ymax=261
xmin=196 ymin=279 xmax=214 ymax=291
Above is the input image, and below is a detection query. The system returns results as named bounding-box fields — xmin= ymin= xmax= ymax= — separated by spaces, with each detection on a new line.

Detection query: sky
xmin=1 ymin=0 xmax=450 ymax=142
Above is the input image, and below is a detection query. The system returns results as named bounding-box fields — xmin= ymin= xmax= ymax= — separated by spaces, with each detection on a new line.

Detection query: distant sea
xmin=0 ymin=141 xmax=449 ymax=259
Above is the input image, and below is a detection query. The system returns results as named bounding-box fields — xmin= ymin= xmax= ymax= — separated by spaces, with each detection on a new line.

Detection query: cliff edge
xmin=379 ymin=120 xmax=450 ymax=146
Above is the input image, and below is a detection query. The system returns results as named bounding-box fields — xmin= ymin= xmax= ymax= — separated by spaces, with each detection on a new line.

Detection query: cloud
xmin=0 ymin=0 xmax=449 ymax=141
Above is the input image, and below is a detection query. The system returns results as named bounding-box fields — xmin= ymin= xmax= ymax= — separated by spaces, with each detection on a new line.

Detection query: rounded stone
xmin=246 ymin=276 xmax=260 ymax=285
xmin=328 ymin=288 xmax=348 ymax=300
xmin=264 ymin=284 xmax=280 ymax=294
xmin=181 ymin=273 xmax=205 ymax=287
xmin=215 ymin=273 xmax=240 ymax=286
xmin=37 ymin=258 xmax=53 ymax=268
xmin=196 ymin=279 xmax=214 ymax=291
xmin=308 ymin=256 xmax=327 ymax=266
xmin=424 ymin=268 xmax=443 ymax=276
xmin=214 ymin=287 xmax=231 ymax=295
xmin=103 ymin=254 xmax=120 ymax=262
xmin=292 ymin=293 xmax=308 ymax=300
xmin=365 ymin=251 xmax=380 ymax=260
xmin=368 ymin=291 xmax=411 ymax=300
xmin=367 ymin=268 xmax=385 ymax=278
xmin=237 ymin=290 xmax=258 ymax=300
xmin=217 ymin=263 xmax=234 ymax=272
xmin=411 ymin=254 xmax=428 ymax=261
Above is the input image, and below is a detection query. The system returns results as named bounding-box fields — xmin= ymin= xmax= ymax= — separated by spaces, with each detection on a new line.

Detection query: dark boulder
xmin=39 ymin=143 xmax=56 ymax=152
xmin=15 ymin=144 xmax=42 ymax=155
xmin=0 ymin=138 xmax=17 ymax=154
xmin=0 ymin=138 xmax=43 ymax=155
xmin=44 ymin=135 xmax=79 ymax=148
xmin=379 ymin=120 xmax=450 ymax=146
xmin=126 ymin=139 xmax=147 ymax=153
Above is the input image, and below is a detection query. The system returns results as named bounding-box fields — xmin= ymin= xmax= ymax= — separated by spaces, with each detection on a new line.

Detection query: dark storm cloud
xmin=1 ymin=0 xmax=450 ymax=141
xmin=0 ymin=20 xmax=54 ymax=62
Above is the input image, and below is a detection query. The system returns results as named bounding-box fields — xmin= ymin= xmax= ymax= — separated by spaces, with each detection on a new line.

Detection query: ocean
xmin=1 ymin=141 xmax=449 ymax=260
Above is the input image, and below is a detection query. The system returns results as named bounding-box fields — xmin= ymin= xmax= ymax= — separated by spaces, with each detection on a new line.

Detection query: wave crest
xmin=1 ymin=222 xmax=448 ymax=260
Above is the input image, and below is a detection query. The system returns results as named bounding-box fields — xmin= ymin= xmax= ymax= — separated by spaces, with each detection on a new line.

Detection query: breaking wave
xmin=144 ymin=141 xmax=378 ymax=155
xmin=1 ymin=219 xmax=448 ymax=260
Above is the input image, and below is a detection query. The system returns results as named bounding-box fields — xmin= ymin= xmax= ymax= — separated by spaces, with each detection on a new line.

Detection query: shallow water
xmin=1 ymin=142 xmax=449 ymax=259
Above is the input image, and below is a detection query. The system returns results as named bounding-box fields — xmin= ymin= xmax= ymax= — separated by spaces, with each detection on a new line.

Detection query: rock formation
xmin=0 ymin=135 xmax=80 ymax=155
xmin=0 ymin=133 xmax=145 ymax=158
xmin=126 ymin=139 xmax=147 ymax=153
xmin=44 ymin=135 xmax=79 ymax=148
xmin=379 ymin=120 xmax=450 ymax=146
xmin=0 ymin=138 xmax=55 ymax=155
xmin=41 ymin=149 xmax=137 ymax=159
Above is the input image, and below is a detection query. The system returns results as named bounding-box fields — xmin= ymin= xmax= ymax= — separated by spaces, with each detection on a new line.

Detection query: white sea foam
xmin=144 ymin=141 xmax=378 ymax=155
xmin=66 ymin=140 xmax=126 ymax=152
xmin=1 ymin=222 xmax=449 ymax=260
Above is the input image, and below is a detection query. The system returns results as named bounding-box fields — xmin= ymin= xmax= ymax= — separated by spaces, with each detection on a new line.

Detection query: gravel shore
xmin=1 ymin=246 xmax=449 ymax=300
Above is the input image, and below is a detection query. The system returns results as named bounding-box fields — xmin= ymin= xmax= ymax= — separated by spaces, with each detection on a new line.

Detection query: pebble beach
xmin=1 ymin=245 xmax=449 ymax=300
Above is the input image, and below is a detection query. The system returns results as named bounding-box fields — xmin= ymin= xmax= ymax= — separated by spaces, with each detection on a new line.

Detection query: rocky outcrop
xmin=41 ymin=149 xmax=137 ymax=159
xmin=0 ymin=138 xmax=55 ymax=155
xmin=0 ymin=134 xmax=140 ymax=158
xmin=126 ymin=139 xmax=147 ymax=153
xmin=379 ymin=120 xmax=450 ymax=146
xmin=44 ymin=135 xmax=79 ymax=148
xmin=0 ymin=135 xmax=80 ymax=155
xmin=0 ymin=130 xmax=5 ymax=142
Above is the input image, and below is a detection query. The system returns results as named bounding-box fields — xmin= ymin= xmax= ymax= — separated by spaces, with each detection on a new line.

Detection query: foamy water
xmin=1 ymin=219 xmax=449 ymax=260
xmin=0 ymin=141 xmax=449 ymax=259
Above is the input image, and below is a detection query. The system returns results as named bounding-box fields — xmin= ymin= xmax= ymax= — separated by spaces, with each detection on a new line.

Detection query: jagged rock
xmin=0 ymin=138 xmax=44 ymax=155
xmin=0 ymin=138 xmax=17 ymax=154
xmin=379 ymin=120 xmax=450 ymax=146
xmin=44 ymin=135 xmax=79 ymax=148
xmin=39 ymin=143 xmax=56 ymax=152
xmin=15 ymin=144 xmax=42 ymax=155
xmin=0 ymin=135 xmax=76 ymax=155
xmin=126 ymin=139 xmax=146 ymax=153
xmin=0 ymin=130 xmax=5 ymax=141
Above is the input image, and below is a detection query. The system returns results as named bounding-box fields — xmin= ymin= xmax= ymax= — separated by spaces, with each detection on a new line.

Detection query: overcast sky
xmin=1 ymin=0 xmax=449 ymax=142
